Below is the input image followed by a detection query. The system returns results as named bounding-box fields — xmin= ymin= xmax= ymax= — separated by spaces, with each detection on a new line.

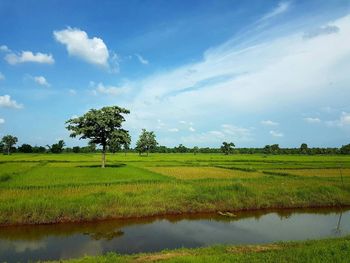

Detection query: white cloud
xmin=34 ymin=76 xmax=50 ymax=87
xmin=261 ymin=120 xmax=279 ymax=126
xmin=92 ymin=82 xmax=128 ymax=96
xmin=179 ymin=124 xmax=252 ymax=146
xmin=270 ymin=130 xmax=284 ymax=137
xmin=68 ymin=89 xmax=77 ymax=95
xmin=221 ymin=124 xmax=252 ymax=140
xmin=326 ymin=112 xmax=350 ymax=127
xmin=0 ymin=118 xmax=4 ymax=124
xmin=168 ymin=128 xmax=179 ymax=132
xmin=0 ymin=95 xmax=23 ymax=109
xmin=0 ymin=72 xmax=4 ymax=80
xmin=135 ymin=53 xmax=149 ymax=65
xmin=260 ymin=1 xmax=291 ymax=21
xmin=54 ymin=27 xmax=110 ymax=67
xmin=124 ymin=14 xmax=350 ymax=137
xmin=189 ymin=127 xmax=196 ymax=132
xmin=339 ymin=112 xmax=350 ymax=126
xmin=304 ymin=117 xmax=321 ymax=123
xmin=0 ymin=45 xmax=10 ymax=52
xmin=5 ymin=51 xmax=54 ymax=65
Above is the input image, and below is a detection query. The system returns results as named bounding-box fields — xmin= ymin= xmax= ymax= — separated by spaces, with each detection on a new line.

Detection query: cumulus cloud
xmin=5 ymin=51 xmax=54 ymax=65
xmin=0 ymin=118 xmax=4 ymax=124
xmin=261 ymin=120 xmax=279 ymax=126
xmin=270 ymin=130 xmax=284 ymax=137
xmin=0 ymin=45 xmax=10 ymax=52
xmin=168 ymin=128 xmax=179 ymax=132
xmin=260 ymin=1 xmax=291 ymax=21
xmin=54 ymin=27 xmax=111 ymax=68
xmin=135 ymin=53 xmax=149 ymax=65
xmin=304 ymin=117 xmax=321 ymax=123
xmin=189 ymin=127 xmax=196 ymax=132
xmin=303 ymin=25 xmax=340 ymax=39
xmin=34 ymin=76 xmax=50 ymax=87
xmin=91 ymin=82 xmax=128 ymax=96
xmin=0 ymin=95 xmax=23 ymax=109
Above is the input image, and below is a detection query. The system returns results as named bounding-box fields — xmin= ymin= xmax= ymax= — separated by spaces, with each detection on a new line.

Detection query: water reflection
xmin=0 ymin=207 xmax=349 ymax=262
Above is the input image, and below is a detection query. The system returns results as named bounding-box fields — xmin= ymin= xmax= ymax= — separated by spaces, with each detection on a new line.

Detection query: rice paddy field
xmin=0 ymin=153 xmax=350 ymax=226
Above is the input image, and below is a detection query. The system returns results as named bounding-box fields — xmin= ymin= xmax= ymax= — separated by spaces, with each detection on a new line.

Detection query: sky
xmin=0 ymin=0 xmax=350 ymax=148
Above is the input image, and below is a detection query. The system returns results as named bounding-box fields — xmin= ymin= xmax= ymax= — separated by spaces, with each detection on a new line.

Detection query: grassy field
xmin=54 ymin=236 xmax=350 ymax=263
xmin=0 ymin=153 xmax=350 ymax=225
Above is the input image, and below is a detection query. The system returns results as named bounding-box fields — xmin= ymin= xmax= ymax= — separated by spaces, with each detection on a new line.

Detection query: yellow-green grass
xmin=51 ymin=236 xmax=350 ymax=263
xmin=147 ymin=166 xmax=264 ymax=179
xmin=270 ymin=168 xmax=350 ymax=178
xmin=0 ymin=153 xmax=350 ymax=225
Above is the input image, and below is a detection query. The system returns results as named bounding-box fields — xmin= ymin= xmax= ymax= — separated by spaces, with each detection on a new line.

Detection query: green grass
xmin=50 ymin=235 xmax=350 ymax=263
xmin=0 ymin=153 xmax=350 ymax=225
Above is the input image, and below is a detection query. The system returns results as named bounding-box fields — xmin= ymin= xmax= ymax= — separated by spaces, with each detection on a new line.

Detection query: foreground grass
xmin=51 ymin=236 xmax=350 ymax=263
xmin=0 ymin=153 xmax=350 ymax=225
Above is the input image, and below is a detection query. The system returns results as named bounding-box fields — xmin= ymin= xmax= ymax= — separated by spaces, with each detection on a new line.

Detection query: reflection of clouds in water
xmin=233 ymin=212 xmax=350 ymax=241
xmin=60 ymin=240 xmax=103 ymax=259
xmin=13 ymin=240 xmax=47 ymax=252
xmin=123 ymin=219 xmax=265 ymax=247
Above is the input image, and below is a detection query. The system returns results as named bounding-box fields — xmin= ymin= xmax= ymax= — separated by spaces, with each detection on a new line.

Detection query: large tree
xmin=66 ymin=106 xmax=130 ymax=168
xmin=221 ymin=141 xmax=235 ymax=155
xmin=1 ymin=135 xmax=18 ymax=155
xmin=136 ymin=129 xmax=157 ymax=156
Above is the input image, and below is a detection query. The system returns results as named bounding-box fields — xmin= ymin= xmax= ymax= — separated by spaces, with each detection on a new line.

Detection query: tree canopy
xmin=221 ymin=142 xmax=235 ymax=155
xmin=136 ymin=129 xmax=157 ymax=156
xmin=66 ymin=106 xmax=130 ymax=167
xmin=1 ymin=135 xmax=18 ymax=155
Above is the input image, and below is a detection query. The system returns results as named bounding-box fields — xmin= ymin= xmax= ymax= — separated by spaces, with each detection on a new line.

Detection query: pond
xmin=0 ymin=208 xmax=349 ymax=262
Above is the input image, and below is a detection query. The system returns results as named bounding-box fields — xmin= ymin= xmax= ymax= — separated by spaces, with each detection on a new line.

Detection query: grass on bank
xmin=49 ymin=235 xmax=350 ymax=263
xmin=0 ymin=153 xmax=350 ymax=225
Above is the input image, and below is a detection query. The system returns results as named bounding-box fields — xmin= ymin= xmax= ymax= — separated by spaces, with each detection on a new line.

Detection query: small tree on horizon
xmin=221 ymin=141 xmax=235 ymax=155
xmin=136 ymin=129 xmax=157 ymax=156
xmin=66 ymin=106 xmax=130 ymax=168
xmin=48 ymin=140 xmax=65 ymax=153
xmin=1 ymin=135 xmax=18 ymax=155
xmin=300 ymin=143 xmax=308 ymax=154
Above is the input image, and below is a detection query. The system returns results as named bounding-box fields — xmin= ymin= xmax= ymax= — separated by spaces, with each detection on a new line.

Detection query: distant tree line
xmin=1 ymin=135 xmax=350 ymax=156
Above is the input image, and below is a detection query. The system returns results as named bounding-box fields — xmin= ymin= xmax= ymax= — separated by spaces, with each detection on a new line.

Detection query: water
xmin=0 ymin=208 xmax=349 ymax=262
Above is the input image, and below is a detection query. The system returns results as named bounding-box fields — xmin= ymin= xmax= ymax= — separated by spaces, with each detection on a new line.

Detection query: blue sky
xmin=0 ymin=0 xmax=350 ymax=148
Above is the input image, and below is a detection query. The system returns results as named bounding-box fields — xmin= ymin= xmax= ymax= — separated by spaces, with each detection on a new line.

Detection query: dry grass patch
xmin=226 ymin=244 xmax=281 ymax=253
xmin=147 ymin=166 xmax=264 ymax=180
xmin=134 ymin=252 xmax=190 ymax=262
xmin=274 ymin=169 xmax=350 ymax=177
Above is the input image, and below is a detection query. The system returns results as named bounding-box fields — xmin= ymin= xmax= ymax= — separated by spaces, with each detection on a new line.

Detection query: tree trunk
xmin=101 ymin=145 xmax=106 ymax=168
xmin=7 ymin=147 xmax=10 ymax=155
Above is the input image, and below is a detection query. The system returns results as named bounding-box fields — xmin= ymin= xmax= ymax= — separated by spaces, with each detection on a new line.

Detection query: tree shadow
xmin=77 ymin=163 xmax=126 ymax=168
